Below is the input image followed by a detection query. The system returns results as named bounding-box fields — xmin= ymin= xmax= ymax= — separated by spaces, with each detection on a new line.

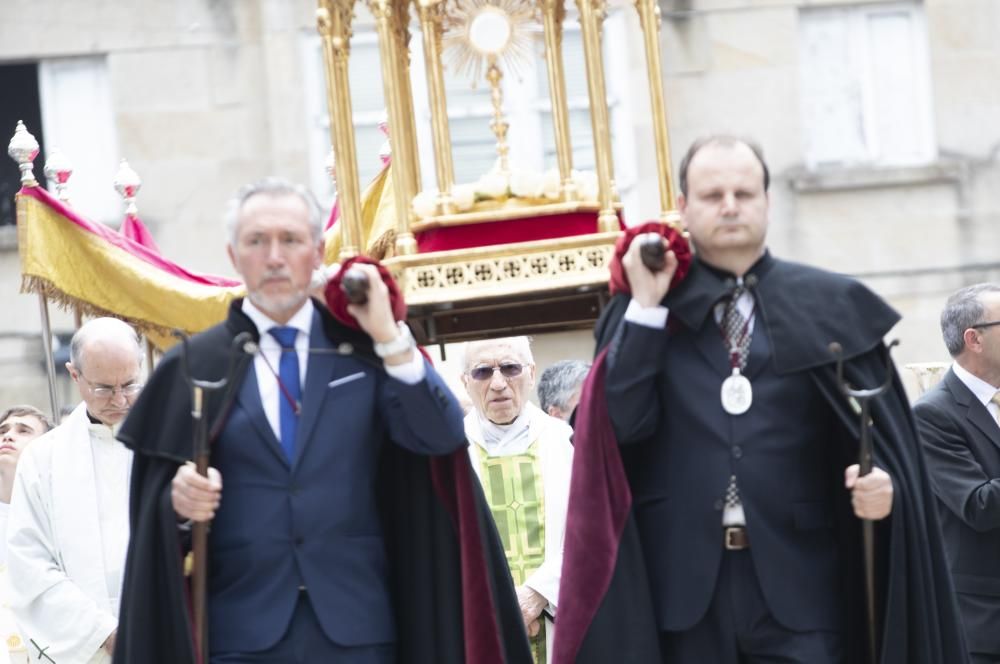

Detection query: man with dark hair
xmin=555 ymin=135 xmax=967 ymax=664
xmin=0 ymin=404 xmax=52 ymax=664
xmin=914 ymin=282 xmax=1000 ymax=664
xmin=115 ymin=178 xmax=529 ymax=664
xmin=536 ymin=360 xmax=590 ymax=423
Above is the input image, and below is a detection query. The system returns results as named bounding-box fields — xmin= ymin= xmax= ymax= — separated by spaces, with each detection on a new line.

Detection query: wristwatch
xmin=374 ymin=321 xmax=415 ymax=358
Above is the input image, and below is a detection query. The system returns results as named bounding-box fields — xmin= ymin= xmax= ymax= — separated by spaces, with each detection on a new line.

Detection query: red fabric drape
xmin=416 ymin=210 xmax=624 ymax=253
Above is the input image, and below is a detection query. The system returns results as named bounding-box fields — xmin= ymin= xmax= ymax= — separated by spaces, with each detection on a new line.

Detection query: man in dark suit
xmin=113 ymin=178 xmax=530 ymax=664
xmin=601 ymin=136 xmax=894 ymax=663
xmin=915 ymin=283 xmax=1000 ymax=664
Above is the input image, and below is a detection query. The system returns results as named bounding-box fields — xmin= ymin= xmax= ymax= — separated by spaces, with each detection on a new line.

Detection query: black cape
xmin=114 ymin=299 xmax=531 ymax=664
xmin=555 ymin=253 xmax=968 ymax=664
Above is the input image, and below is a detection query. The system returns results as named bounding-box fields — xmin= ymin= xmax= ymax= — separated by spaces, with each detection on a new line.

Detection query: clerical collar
xmin=470 ymin=402 xmax=543 ymax=456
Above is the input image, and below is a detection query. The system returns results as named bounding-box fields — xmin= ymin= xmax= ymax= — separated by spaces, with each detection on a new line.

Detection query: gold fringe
xmin=20 ymin=274 xmax=183 ymax=349
xmin=367 ymin=229 xmax=397 ymax=260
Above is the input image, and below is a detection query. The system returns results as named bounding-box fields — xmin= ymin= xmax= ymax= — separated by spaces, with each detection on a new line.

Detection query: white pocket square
xmin=328 ymin=372 xmax=366 ymax=389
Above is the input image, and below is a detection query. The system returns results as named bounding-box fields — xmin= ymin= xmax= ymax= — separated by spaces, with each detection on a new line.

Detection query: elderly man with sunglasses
xmin=7 ymin=317 xmax=143 ymax=664
xmin=461 ymin=337 xmax=574 ymax=664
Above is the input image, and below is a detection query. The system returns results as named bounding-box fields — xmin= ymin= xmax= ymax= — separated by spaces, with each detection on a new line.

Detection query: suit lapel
xmin=294 ymin=311 xmax=338 ymax=468
xmin=690 ymin=314 xmax=731 ymax=378
xmin=744 ymin=317 xmax=771 ymax=380
xmin=235 ymin=362 xmax=289 ymax=467
xmin=945 ymin=369 xmax=1000 ymax=450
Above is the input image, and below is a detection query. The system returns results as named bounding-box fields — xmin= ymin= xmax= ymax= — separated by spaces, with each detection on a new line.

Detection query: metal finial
xmin=44 ymin=148 xmax=74 ymax=202
xmin=7 ymin=121 xmax=40 ymax=187
xmin=114 ymin=158 xmax=142 ymax=217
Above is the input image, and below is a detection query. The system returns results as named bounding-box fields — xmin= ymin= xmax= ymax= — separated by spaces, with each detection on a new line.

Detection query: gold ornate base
xmin=384 ymin=231 xmax=621 ymax=306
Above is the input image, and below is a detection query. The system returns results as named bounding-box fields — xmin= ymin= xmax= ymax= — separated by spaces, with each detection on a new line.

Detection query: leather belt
xmin=724 ymin=526 xmax=750 ymax=550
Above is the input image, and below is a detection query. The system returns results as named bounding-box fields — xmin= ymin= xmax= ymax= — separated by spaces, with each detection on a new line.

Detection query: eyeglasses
xmin=468 ymin=363 xmax=525 ymax=382
xmin=970 ymin=321 xmax=1000 ymax=330
xmin=78 ymin=374 xmax=143 ymax=399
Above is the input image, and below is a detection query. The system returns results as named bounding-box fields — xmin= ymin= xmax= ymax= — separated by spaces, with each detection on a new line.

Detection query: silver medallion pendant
xmin=721 ymin=368 xmax=753 ymax=415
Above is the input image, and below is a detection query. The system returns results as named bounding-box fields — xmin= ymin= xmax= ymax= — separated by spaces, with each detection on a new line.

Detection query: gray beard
xmin=247 ymin=290 xmax=308 ymax=320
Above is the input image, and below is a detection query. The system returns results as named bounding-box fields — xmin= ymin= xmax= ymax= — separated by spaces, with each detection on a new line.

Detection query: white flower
xmin=510 ymin=170 xmax=545 ymax=199
xmin=541 ymin=169 xmax=562 ymax=200
xmin=475 ymin=171 xmax=510 ymax=200
xmin=412 ymin=190 xmax=438 ymax=219
xmin=573 ymin=170 xmax=599 ymax=202
xmin=451 ymin=184 xmax=476 ymax=211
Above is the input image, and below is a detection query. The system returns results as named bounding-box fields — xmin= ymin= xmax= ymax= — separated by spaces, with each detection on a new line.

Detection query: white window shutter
xmin=38 ymin=56 xmax=121 ymax=225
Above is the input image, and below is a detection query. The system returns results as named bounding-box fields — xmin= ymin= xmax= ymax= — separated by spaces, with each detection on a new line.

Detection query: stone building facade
xmin=0 ymin=0 xmax=997 ymax=410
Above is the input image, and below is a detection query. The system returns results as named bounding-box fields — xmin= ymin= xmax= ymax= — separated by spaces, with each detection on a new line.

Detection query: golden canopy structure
xmin=316 ymin=0 xmax=681 ymax=343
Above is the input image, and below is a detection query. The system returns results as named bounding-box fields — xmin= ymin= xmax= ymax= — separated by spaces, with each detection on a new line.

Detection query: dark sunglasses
xmin=971 ymin=321 xmax=1000 ymax=330
xmin=469 ymin=363 xmax=525 ymax=381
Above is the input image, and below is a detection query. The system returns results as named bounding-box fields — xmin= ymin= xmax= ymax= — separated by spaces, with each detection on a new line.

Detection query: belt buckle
xmin=724 ymin=526 xmax=747 ymax=551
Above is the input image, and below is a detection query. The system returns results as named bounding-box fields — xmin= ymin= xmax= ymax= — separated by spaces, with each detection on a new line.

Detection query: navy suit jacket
xmin=208 ymin=310 xmax=467 ymax=653
xmin=915 ymin=368 xmax=1000 ymax=654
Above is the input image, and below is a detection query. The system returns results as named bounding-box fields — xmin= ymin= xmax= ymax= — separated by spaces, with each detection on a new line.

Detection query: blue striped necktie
xmin=269 ymin=326 xmax=300 ymax=461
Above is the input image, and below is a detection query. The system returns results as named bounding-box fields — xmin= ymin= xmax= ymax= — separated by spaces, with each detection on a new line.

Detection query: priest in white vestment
xmin=7 ymin=318 xmax=143 ymax=664
xmin=0 ymin=405 xmax=53 ymax=664
xmin=461 ymin=336 xmax=574 ymax=664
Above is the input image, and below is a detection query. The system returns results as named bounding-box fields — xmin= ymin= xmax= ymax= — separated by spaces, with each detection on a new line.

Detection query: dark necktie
xmin=721 ymin=285 xmax=752 ymax=370
xmin=269 ymin=326 xmax=300 ymax=461
xmin=719 ymin=286 xmax=753 ymax=521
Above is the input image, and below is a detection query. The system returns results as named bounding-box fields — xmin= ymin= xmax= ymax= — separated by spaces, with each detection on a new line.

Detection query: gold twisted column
xmin=368 ymin=0 xmax=418 ymax=255
xmin=317 ymin=0 xmax=363 ymax=259
xmin=634 ymin=0 xmax=678 ymax=223
xmin=395 ymin=13 xmax=422 ymax=208
xmin=416 ymin=0 xmax=455 ymax=215
xmin=539 ymin=0 xmax=577 ymax=201
xmin=575 ymin=0 xmax=618 ymax=231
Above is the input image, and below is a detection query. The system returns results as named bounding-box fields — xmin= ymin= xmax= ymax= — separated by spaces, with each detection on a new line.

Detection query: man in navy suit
xmin=915 ymin=283 xmax=1000 ymax=664
xmin=113 ymin=178 xmax=530 ymax=664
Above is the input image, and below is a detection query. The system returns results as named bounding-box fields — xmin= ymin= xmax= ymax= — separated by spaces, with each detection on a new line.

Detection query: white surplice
xmin=0 ymin=500 xmax=23 ymax=664
xmin=6 ymin=402 xmax=132 ymax=664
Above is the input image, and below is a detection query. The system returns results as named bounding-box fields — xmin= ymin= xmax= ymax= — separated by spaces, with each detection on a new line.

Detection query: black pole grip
xmin=639 ymin=234 xmax=667 ymax=272
xmin=341 ymin=268 xmax=370 ymax=305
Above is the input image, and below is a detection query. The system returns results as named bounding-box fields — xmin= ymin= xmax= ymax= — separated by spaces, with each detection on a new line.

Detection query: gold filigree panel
xmin=390 ymin=241 xmax=614 ymax=304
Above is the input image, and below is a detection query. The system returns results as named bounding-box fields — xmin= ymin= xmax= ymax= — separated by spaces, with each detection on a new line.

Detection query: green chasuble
xmin=474 ymin=440 xmax=548 ymax=664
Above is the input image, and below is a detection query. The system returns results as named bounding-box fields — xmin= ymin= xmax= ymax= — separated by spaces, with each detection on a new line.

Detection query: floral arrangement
xmin=412 ymin=168 xmax=600 ymax=219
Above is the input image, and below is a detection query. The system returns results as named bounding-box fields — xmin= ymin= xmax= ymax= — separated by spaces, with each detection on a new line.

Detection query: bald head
xmin=67 ymin=318 xmax=144 ymax=426
xmin=69 ymin=318 xmax=142 ymax=373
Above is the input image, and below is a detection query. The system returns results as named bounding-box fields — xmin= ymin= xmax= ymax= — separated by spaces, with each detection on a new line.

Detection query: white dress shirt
xmin=624 ymin=279 xmax=756 ymax=333
xmin=952 ymin=361 xmax=1000 ymax=422
xmin=240 ymin=299 xmax=426 ymax=440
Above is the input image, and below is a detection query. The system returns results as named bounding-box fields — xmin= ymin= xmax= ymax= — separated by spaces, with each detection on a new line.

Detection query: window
xmin=38 ymin=56 xmax=120 ymax=225
xmin=0 ymin=62 xmax=48 ymax=227
xmin=798 ymin=2 xmax=936 ymax=169
xmin=301 ymin=32 xmax=389 ymax=207
xmin=301 ymin=13 xmax=637 ymax=210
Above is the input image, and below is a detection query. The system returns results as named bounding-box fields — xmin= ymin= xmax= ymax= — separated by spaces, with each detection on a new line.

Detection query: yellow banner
xmin=17 ymin=193 xmax=244 ymax=350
